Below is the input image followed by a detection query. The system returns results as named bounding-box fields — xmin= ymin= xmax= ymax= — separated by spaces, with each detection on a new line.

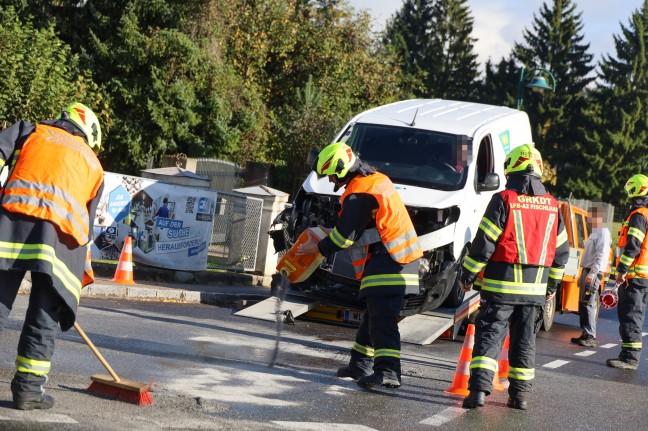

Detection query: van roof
xmin=352 ymin=99 xmax=522 ymax=136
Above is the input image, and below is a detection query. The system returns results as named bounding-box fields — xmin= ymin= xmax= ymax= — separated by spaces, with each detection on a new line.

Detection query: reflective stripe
xmin=508 ymin=366 xmax=535 ymax=381
xmin=470 ymin=356 xmax=498 ymax=372
xmin=479 ymin=217 xmax=502 ymax=242
xmin=0 ymin=159 xmax=4 ymax=169
xmin=556 ymin=227 xmax=568 ymax=247
xmin=463 ymin=256 xmax=486 ymax=274
xmin=622 ymin=341 xmax=642 ymax=349
xmin=481 ymin=278 xmax=546 ymax=296
xmin=16 ymin=355 xmax=51 ymax=376
xmin=549 ymin=267 xmax=564 ymax=281
xmin=352 ymin=342 xmax=375 ymax=357
xmin=628 ymin=226 xmax=645 ymax=243
xmin=330 ymin=227 xmax=354 ymax=249
xmin=384 ymin=229 xmax=417 ymax=252
xmin=538 ymin=213 xmax=555 ymax=266
xmin=512 ymin=210 xmax=527 ymax=264
xmin=360 ymin=273 xmax=419 ymax=290
xmin=0 ymin=241 xmax=81 ymax=303
xmin=620 ymin=254 xmax=634 ymax=267
xmin=4 ymin=179 xmax=90 ymax=244
xmin=375 ymin=348 xmax=400 ymax=359
xmin=513 ymin=263 xmax=523 ymax=284
xmin=390 ymin=241 xmax=422 ymax=262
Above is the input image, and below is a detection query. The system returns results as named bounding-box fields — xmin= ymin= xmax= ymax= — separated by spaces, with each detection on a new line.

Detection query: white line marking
xmin=600 ymin=343 xmax=617 ymax=349
xmin=642 ymin=332 xmax=648 ymax=337
xmin=0 ymin=413 xmax=78 ymax=424
xmin=543 ymin=360 xmax=570 ymax=368
xmin=419 ymin=406 xmax=468 ymax=426
xmin=272 ymin=422 xmax=378 ymax=430
xmin=574 ymin=350 xmax=596 ymax=357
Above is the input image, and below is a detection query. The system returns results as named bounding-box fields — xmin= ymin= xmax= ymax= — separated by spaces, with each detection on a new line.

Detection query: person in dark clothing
xmin=606 ymin=174 xmax=648 ymax=370
xmin=0 ymin=103 xmax=104 ymax=410
xmin=296 ymin=142 xmax=422 ymax=389
xmin=156 ymin=197 xmax=170 ymax=218
xmin=459 ymin=144 xmax=569 ymax=411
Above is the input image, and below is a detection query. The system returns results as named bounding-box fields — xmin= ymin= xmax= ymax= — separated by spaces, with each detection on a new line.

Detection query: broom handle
xmin=73 ymin=322 xmax=121 ymax=382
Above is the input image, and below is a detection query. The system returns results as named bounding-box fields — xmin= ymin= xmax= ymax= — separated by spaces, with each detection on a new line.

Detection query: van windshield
xmin=341 ymin=123 xmax=471 ymax=191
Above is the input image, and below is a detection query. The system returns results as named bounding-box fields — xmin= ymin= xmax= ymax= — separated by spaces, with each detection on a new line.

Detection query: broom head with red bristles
xmin=87 ymin=373 xmax=154 ymax=406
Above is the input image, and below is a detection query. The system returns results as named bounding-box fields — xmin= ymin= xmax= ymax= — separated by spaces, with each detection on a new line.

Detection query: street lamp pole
xmin=516 ymin=66 xmax=557 ymax=110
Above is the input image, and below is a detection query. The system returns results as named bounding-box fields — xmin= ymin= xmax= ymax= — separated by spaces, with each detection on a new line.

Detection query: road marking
xmin=600 ymin=343 xmax=617 ymax=349
xmin=574 ymin=350 xmax=596 ymax=357
xmin=642 ymin=332 xmax=648 ymax=336
xmin=543 ymin=360 xmax=570 ymax=368
xmin=272 ymin=421 xmax=378 ymax=430
xmin=419 ymin=406 xmax=467 ymax=426
xmin=0 ymin=413 xmax=78 ymax=424
xmin=325 ymin=385 xmax=357 ymax=396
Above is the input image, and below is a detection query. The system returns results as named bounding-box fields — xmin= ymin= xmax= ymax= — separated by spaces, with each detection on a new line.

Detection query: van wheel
xmin=541 ymin=295 xmax=556 ymax=331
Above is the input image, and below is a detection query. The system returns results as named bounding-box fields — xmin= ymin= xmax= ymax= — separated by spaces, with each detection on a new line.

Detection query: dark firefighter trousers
xmin=0 ymin=270 xmax=66 ymax=397
xmin=348 ymin=295 xmax=404 ymax=381
xmin=616 ymin=282 xmax=648 ymax=363
xmin=468 ymin=300 xmax=541 ymax=399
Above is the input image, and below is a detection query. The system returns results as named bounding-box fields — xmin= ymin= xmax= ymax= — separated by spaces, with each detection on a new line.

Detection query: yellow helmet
xmin=314 ymin=142 xmax=357 ymax=179
xmin=504 ymin=144 xmax=543 ymax=177
xmin=624 ymin=174 xmax=648 ymax=198
xmin=57 ymin=102 xmax=102 ymax=153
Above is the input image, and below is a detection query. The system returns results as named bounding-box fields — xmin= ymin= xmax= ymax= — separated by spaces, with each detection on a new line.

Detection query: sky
xmin=347 ymin=0 xmax=645 ymax=67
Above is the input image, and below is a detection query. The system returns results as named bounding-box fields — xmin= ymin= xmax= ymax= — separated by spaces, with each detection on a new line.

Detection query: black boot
xmin=336 ymin=365 xmax=371 ymax=380
xmin=13 ymin=393 xmax=55 ymax=411
xmin=356 ymin=373 xmax=401 ymax=389
xmin=462 ymin=390 xmax=485 ymax=409
xmin=507 ymin=397 xmax=527 ymax=410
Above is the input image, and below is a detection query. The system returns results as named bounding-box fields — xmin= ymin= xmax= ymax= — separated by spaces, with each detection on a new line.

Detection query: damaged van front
xmin=271 ymin=99 xmax=532 ymax=316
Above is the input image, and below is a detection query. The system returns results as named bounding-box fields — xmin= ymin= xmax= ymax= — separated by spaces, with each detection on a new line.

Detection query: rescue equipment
xmin=276 ymin=227 xmax=329 ymax=283
xmin=600 ymin=283 xmax=620 ymax=309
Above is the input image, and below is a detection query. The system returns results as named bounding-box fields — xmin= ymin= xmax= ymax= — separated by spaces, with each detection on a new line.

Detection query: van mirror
xmin=477 ymin=172 xmax=500 ymax=192
xmin=306 ymin=149 xmax=319 ymax=168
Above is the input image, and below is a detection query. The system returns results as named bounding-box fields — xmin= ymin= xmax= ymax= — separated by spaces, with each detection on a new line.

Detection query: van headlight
xmin=419 ymin=258 xmax=430 ymax=278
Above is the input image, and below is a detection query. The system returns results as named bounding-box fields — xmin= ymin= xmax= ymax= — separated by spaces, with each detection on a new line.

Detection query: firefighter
xmin=296 ymin=142 xmax=422 ymax=389
xmin=606 ymin=174 xmax=648 ymax=370
xmin=459 ymin=144 xmax=569 ymax=410
xmin=0 ymin=103 xmax=104 ymax=410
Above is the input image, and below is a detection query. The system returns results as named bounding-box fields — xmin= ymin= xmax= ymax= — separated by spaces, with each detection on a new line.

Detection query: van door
xmin=471 ymin=135 xmax=497 ymax=232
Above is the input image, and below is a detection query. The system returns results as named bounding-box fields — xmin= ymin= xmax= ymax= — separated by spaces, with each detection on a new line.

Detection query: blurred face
xmin=589 ymin=207 xmax=604 ymax=228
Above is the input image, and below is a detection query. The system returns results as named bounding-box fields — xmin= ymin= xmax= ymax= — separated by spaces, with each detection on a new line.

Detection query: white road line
xmin=574 ymin=350 xmax=596 ymax=357
xmin=0 ymin=413 xmax=78 ymax=424
xmin=600 ymin=343 xmax=617 ymax=349
xmin=272 ymin=422 xmax=378 ymax=430
xmin=419 ymin=406 xmax=467 ymax=426
xmin=543 ymin=360 xmax=570 ymax=368
xmin=642 ymin=332 xmax=648 ymax=336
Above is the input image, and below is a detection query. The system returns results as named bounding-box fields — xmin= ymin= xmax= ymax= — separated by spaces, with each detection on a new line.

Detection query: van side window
xmin=575 ymin=213 xmax=587 ymax=248
xmin=475 ymin=135 xmax=494 ymax=185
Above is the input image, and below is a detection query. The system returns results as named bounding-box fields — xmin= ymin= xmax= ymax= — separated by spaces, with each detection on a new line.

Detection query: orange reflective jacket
xmin=340 ymin=172 xmax=422 ymax=278
xmin=1 ymin=124 xmax=104 ymax=246
xmin=617 ymin=207 xmax=648 ymax=279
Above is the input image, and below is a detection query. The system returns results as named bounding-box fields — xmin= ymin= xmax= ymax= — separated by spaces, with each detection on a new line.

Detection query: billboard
xmin=92 ymin=172 xmax=217 ymax=271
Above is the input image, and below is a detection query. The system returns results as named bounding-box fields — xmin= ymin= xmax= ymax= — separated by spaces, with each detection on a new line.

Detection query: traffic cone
xmin=498 ymin=332 xmax=510 ymax=380
xmin=492 ymin=362 xmax=507 ymax=391
xmin=111 ymin=236 xmax=136 ymax=284
xmin=445 ymin=323 xmax=475 ymax=396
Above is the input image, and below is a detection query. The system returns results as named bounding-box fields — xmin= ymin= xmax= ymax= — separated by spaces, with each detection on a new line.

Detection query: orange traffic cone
xmin=492 ymin=362 xmax=507 ymax=391
xmin=112 ymin=236 xmax=136 ymax=284
xmin=445 ymin=323 xmax=475 ymax=396
xmin=498 ymin=332 xmax=510 ymax=380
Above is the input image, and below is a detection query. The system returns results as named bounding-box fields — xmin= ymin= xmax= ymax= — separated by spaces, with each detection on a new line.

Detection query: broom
xmin=74 ymin=322 xmax=153 ymax=405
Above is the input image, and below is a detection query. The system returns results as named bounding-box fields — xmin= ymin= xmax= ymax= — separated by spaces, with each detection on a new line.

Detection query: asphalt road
xmin=0 ymin=295 xmax=646 ymax=430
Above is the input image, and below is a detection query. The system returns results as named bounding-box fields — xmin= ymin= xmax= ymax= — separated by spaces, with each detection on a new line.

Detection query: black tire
xmin=442 ymin=248 xmax=468 ymax=308
xmin=541 ymin=295 xmax=556 ymax=331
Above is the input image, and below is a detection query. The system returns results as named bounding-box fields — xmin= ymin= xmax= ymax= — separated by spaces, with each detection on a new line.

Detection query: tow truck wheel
xmin=541 ymin=295 xmax=556 ymax=331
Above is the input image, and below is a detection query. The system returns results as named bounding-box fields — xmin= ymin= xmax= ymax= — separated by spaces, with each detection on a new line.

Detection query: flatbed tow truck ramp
xmin=235 ymin=289 xmax=480 ymax=345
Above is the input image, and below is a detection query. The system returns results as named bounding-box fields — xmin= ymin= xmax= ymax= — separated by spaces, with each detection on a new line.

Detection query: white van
xmin=273 ymin=99 xmax=532 ymax=315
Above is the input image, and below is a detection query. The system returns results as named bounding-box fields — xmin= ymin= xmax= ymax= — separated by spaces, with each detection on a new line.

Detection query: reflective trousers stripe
xmin=470 ymin=355 xmax=498 ymax=372
xmin=352 ymin=342 xmax=375 ymax=357
xmin=16 ymin=355 xmax=51 ymax=376
xmin=375 ymin=348 xmax=400 ymax=359
xmin=508 ymin=366 xmax=535 ymax=381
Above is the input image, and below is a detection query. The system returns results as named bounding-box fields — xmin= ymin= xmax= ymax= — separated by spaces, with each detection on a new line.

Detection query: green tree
xmin=513 ymin=0 xmax=595 ymax=197
xmin=384 ymin=0 xmax=479 ymax=99
xmin=0 ymin=6 xmax=100 ymax=126
xmin=587 ymin=0 xmax=648 ymax=206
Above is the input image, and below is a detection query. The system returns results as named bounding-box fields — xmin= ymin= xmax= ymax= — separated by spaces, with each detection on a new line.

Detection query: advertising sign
xmin=92 ymin=172 xmax=217 ymax=271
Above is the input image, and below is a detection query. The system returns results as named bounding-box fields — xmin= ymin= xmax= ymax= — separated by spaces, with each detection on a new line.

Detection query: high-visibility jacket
xmin=617 ymin=207 xmax=648 ymax=279
xmin=338 ymin=172 xmax=422 ymax=279
xmin=1 ymin=124 xmax=103 ymax=246
xmin=490 ymin=190 xmax=559 ymax=266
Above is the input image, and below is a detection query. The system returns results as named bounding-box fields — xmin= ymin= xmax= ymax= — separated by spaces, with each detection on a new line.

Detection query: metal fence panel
xmin=208 ymin=191 xmax=263 ymax=272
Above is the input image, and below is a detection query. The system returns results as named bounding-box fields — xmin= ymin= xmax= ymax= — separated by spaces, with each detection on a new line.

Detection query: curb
xmin=18 ymin=280 xmax=271 ymax=309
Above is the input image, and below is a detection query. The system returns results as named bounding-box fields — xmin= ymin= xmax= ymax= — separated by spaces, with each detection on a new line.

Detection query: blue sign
xmin=108 ymin=185 xmax=130 ymax=223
